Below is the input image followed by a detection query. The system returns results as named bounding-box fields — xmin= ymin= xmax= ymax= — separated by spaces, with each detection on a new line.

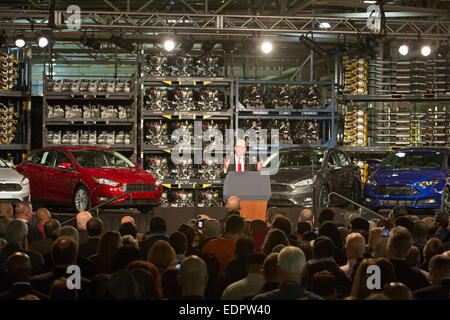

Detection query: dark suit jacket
xmin=77 ymin=229 xmax=89 ymax=246
xmin=31 ymin=267 xmax=91 ymax=300
xmin=29 ymin=238 xmax=53 ymax=257
xmin=253 ymin=282 xmax=323 ymax=300
xmin=0 ymin=283 xmax=49 ymax=300
xmin=0 ymin=243 xmax=44 ymax=275
xmin=390 ymin=259 xmax=429 ymax=292
xmin=78 ymin=237 xmax=100 ymax=258
xmin=220 ymin=156 xmax=258 ymax=179
xmin=26 ymin=222 xmax=44 ymax=244
xmin=139 ymin=234 xmax=169 ymax=260
xmin=413 ymin=278 xmax=450 ymax=300
xmin=76 ymin=254 xmax=99 ymax=280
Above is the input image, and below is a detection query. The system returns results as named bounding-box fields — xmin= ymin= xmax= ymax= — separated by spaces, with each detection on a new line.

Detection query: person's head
xmin=126 ymin=260 xmax=162 ymax=299
xmin=423 ymin=217 xmax=436 ymax=235
xmin=302 ymin=231 xmax=317 ymax=242
xmin=58 ymin=226 xmax=80 ymax=248
xmin=377 ymin=218 xmax=395 ymax=230
xmin=104 ymin=270 xmax=145 ymax=300
xmin=0 ymin=217 xmax=10 ymax=239
xmin=177 ymin=223 xmax=195 ymax=247
xmin=113 ymin=245 xmax=142 ymax=272
xmin=50 ymin=277 xmax=77 ymax=300
xmin=177 ymin=255 xmax=208 ymax=297
xmin=337 ymin=227 xmax=350 ymax=243
xmin=224 ymin=214 xmax=244 ymax=237
xmin=234 ymin=139 xmax=246 ymax=158
xmin=350 ymin=258 xmax=376 ymax=299
xmin=423 ymin=238 xmax=445 ymax=264
xmin=86 ymin=217 xmax=103 ymax=237
xmin=297 ymin=221 xmax=312 ymax=236
xmin=43 ymin=219 xmax=61 ymax=240
xmin=97 ymin=231 xmax=123 ymax=257
xmin=245 ymin=252 xmax=266 ymax=274
xmin=277 ymin=246 xmax=306 ymax=283
xmin=121 ymin=216 xmax=135 ymax=226
xmin=169 ymin=231 xmax=187 ymax=255
xmin=6 ymin=252 xmax=32 ymax=282
xmin=262 ymin=228 xmax=289 ymax=256
xmin=383 ymin=282 xmax=413 ymax=300
xmin=147 ymin=240 xmax=176 ymax=274
xmin=406 ymin=246 xmax=421 ymax=267
xmin=122 ymin=235 xmax=139 ymax=249
xmin=225 ymin=196 xmax=241 ymax=213
xmin=388 ymin=206 xmax=408 ymax=220
xmin=0 ymin=201 xmax=13 ymax=218
xmin=318 ymin=221 xmax=343 ymax=248
xmin=428 ymin=254 xmax=450 ymax=284
xmin=75 ymin=211 xmax=92 ymax=230
xmin=435 ymin=211 xmax=449 ymax=231
xmin=386 ymin=226 xmax=413 ymax=260
xmin=36 ymin=207 xmax=51 ymax=225
xmin=313 ymin=236 xmax=335 ymax=259
xmin=119 ymin=222 xmax=137 ymax=239
xmin=128 ymin=268 xmax=156 ymax=300
xmin=203 ymin=219 xmax=220 ymax=239
xmin=413 ymin=220 xmax=428 ymax=241
xmin=272 ymin=216 xmax=293 ymax=238
xmin=149 ymin=216 xmax=167 ymax=234
xmin=375 ymin=257 xmax=397 ymax=289
xmin=299 ymin=208 xmax=314 ymax=225
xmin=317 ymin=208 xmax=335 ymax=228
xmin=5 ymin=219 xmax=28 ymax=247
xmin=311 ymin=270 xmax=337 ymax=300
xmin=349 ymin=216 xmax=370 ymax=232
xmin=394 ymin=216 xmax=415 ymax=236
xmin=345 ymin=232 xmax=366 ymax=261
xmin=161 ymin=268 xmax=182 ymax=299
xmin=14 ymin=201 xmax=33 ymax=221
xmin=262 ymin=252 xmax=280 ymax=283
xmin=297 ymin=241 xmax=313 ymax=262
xmin=235 ymin=236 xmax=255 ymax=258
xmin=266 ymin=207 xmax=286 ymax=227
xmin=51 ymin=236 xmax=78 ymax=267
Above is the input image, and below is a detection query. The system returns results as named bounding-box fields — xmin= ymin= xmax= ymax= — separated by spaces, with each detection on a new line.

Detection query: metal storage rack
xmin=0 ymin=47 xmax=31 ymax=164
xmin=42 ymin=72 xmax=138 ymax=161
xmin=235 ymin=79 xmax=336 ymax=148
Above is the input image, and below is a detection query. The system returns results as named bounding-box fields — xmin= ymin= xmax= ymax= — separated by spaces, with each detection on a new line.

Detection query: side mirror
xmin=58 ymin=162 xmax=72 ymax=169
xmin=135 ymin=162 xmax=141 ymax=167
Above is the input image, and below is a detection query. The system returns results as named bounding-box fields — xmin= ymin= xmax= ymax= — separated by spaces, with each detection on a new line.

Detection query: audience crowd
xmin=0 ymin=199 xmax=449 ymax=300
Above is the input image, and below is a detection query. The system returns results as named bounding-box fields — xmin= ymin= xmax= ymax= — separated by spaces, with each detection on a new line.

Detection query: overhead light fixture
xmin=81 ymin=33 xmax=101 ymax=50
xmin=399 ymin=44 xmax=409 ymax=56
xmin=319 ymin=22 xmax=331 ymax=29
xmin=15 ymin=34 xmax=26 ymax=48
xmin=299 ymin=35 xmax=328 ymax=57
xmin=35 ymin=33 xmax=49 ymax=48
xmin=421 ymin=45 xmax=431 ymax=57
xmin=261 ymin=41 xmax=273 ymax=54
xmin=163 ymin=38 xmax=175 ymax=52
xmin=111 ymin=34 xmax=136 ymax=54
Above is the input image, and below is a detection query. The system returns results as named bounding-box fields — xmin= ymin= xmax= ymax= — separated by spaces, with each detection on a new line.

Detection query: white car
xmin=0 ymin=158 xmax=30 ymax=203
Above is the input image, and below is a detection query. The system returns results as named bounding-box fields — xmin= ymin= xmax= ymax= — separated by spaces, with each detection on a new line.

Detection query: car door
xmin=26 ymin=150 xmax=55 ymax=200
xmin=324 ymin=150 xmax=347 ymax=201
xmin=335 ymin=150 xmax=357 ymax=198
xmin=43 ymin=150 xmax=78 ymax=204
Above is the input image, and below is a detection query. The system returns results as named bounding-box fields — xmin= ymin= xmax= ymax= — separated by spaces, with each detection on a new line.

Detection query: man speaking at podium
xmin=222 ymin=139 xmax=263 ymax=177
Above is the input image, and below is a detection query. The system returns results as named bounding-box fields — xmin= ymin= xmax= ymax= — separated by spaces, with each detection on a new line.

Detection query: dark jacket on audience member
xmin=139 ymin=233 xmax=169 ymax=259
xmin=413 ymin=278 xmax=450 ymax=300
xmin=77 ymin=229 xmax=90 ymax=246
xmin=0 ymin=283 xmax=49 ymax=300
xmin=29 ymin=238 xmax=53 ymax=257
xmin=26 ymin=222 xmax=44 ymax=244
xmin=78 ymin=237 xmax=101 ymax=258
xmin=390 ymin=259 xmax=429 ymax=292
xmin=0 ymin=243 xmax=44 ymax=275
xmin=253 ymin=282 xmax=323 ymax=300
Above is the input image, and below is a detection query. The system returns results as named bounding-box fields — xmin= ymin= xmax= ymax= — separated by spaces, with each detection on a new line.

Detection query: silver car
xmin=0 ymin=158 xmax=30 ymax=203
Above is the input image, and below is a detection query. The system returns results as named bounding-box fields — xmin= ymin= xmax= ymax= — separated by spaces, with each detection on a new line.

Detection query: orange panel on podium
xmin=239 ymin=200 xmax=267 ymax=221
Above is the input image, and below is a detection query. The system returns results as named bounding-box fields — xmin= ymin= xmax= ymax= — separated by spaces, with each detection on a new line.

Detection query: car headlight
xmin=290 ymin=178 xmax=314 ymax=189
xmin=20 ymin=177 xmax=29 ymax=186
xmin=366 ymin=177 xmax=377 ymax=187
xmin=92 ymin=176 xmax=120 ymax=187
xmin=418 ymin=177 xmax=440 ymax=188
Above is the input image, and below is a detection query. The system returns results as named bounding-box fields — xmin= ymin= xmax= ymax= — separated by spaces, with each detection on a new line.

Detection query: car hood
xmin=372 ymin=169 xmax=443 ymax=184
xmin=270 ymin=167 xmax=316 ymax=184
xmin=82 ymin=168 xmax=157 ymax=184
xmin=0 ymin=168 xmax=25 ymax=183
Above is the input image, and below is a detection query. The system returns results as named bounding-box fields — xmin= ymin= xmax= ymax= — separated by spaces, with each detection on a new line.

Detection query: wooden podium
xmin=223 ymin=171 xmax=271 ymax=221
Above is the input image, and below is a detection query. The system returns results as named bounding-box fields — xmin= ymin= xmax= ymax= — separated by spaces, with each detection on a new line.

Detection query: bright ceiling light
xmin=399 ymin=44 xmax=409 ymax=56
xmin=421 ymin=45 xmax=431 ymax=57
xmin=36 ymin=33 xmax=49 ymax=48
xmin=261 ymin=41 xmax=273 ymax=54
xmin=164 ymin=39 xmax=175 ymax=52
xmin=15 ymin=34 xmax=26 ymax=48
xmin=319 ymin=22 xmax=331 ymax=29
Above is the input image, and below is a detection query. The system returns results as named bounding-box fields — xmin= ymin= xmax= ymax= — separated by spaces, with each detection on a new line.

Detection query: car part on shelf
xmin=145 ymin=120 xmax=170 ymax=145
xmin=198 ymin=189 xmax=222 ymax=207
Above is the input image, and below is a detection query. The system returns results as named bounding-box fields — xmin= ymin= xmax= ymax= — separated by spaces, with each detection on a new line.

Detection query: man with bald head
xmin=120 ymin=216 xmax=144 ymax=241
xmin=15 ymin=201 xmax=43 ymax=244
xmin=199 ymin=219 xmax=221 ymax=250
xmin=299 ymin=208 xmax=314 ymax=226
xmin=178 ymin=255 xmax=209 ymax=299
xmin=341 ymin=233 xmax=366 ymax=279
xmin=36 ymin=208 xmax=51 ymax=239
xmin=383 ymin=282 xmax=413 ymax=300
xmin=414 ymin=253 xmax=450 ymax=300
xmin=225 ymin=196 xmax=241 ymax=216
xmin=0 ymin=201 xmax=13 ymax=219
xmin=76 ymin=211 xmax=92 ymax=245
xmin=0 ymin=252 xmax=48 ymax=300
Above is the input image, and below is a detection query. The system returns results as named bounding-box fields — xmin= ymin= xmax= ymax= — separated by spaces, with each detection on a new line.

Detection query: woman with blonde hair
xmin=147 ymin=240 xmax=177 ymax=275
xmin=346 ymin=258 xmax=376 ymax=300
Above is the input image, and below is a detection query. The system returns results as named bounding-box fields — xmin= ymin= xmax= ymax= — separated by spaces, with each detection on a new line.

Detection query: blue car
xmin=363 ymin=147 xmax=450 ymax=212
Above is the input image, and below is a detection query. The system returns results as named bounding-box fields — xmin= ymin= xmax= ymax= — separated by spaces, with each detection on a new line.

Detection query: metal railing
xmin=327 ymin=192 xmax=385 ymax=219
xmin=61 ymin=193 xmax=133 ymax=225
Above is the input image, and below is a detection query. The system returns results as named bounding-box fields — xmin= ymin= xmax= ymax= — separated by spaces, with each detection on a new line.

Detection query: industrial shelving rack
xmin=235 ymin=79 xmax=336 ymax=148
xmin=0 ymin=47 xmax=32 ymax=164
xmin=42 ymin=72 xmax=138 ymax=161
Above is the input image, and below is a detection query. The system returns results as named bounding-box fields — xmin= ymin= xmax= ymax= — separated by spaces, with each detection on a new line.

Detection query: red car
xmin=16 ymin=146 xmax=162 ymax=213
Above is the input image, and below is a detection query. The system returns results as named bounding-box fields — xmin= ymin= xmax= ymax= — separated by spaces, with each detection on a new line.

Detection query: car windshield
xmin=380 ymin=151 xmax=445 ymax=170
xmin=70 ymin=150 xmax=136 ymax=169
xmin=263 ymin=149 xmax=325 ymax=168
xmin=0 ymin=159 xmax=8 ymax=168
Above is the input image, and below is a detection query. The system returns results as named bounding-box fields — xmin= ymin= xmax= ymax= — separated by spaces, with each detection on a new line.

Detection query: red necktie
xmin=237 ymin=158 xmax=242 ymax=172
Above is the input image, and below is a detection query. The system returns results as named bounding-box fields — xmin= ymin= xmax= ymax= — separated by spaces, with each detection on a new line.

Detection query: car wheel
xmin=441 ymin=186 xmax=450 ymax=214
xmin=73 ymin=185 xmax=91 ymax=213
xmin=318 ymin=185 xmax=330 ymax=207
